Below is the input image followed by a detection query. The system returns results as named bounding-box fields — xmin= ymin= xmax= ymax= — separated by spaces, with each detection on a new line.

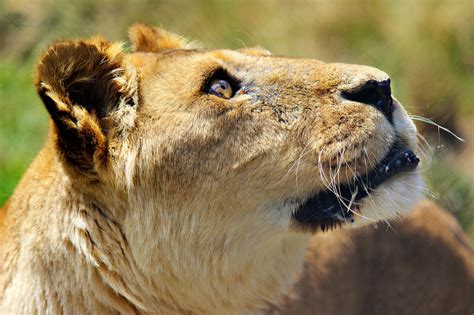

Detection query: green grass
xmin=0 ymin=61 xmax=48 ymax=205
xmin=427 ymin=154 xmax=474 ymax=240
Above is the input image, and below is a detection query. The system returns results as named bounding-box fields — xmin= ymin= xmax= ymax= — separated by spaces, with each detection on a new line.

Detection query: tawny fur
xmin=268 ymin=200 xmax=474 ymax=315
xmin=0 ymin=23 xmax=454 ymax=314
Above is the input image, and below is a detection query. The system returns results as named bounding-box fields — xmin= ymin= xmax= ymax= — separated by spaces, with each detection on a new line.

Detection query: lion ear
xmin=128 ymin=23 xmax=196 ymax=52
xmin=36 ymin=37 xmax=137 ymax=171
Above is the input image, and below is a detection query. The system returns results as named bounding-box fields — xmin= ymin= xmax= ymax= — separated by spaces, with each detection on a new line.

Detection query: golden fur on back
xmin=268 ymin=200 xmax=474 ymax=315
xmin=0 ymin=23 xmax=446 ymax=314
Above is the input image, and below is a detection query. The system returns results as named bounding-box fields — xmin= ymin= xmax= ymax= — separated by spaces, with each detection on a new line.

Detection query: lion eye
xmin=208 ymin=79 xmax=233 ymax=99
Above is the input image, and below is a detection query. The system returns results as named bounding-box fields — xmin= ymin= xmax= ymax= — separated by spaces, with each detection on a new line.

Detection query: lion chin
xmin=291 ymin=142 xmax=424 ymax=232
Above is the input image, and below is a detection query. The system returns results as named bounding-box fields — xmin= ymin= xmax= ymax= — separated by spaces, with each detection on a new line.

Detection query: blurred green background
xmin=0 ymin=0 xmax=473 ymax=239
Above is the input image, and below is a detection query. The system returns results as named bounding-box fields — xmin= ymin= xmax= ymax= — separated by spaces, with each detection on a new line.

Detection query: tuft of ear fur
xmin=128 ymin=23 xmax=197 ymax=52
xmin=36 ymin=37 xmax=137 ymax=173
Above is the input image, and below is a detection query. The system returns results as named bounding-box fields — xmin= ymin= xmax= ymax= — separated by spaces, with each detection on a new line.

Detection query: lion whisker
xmin=274 ymin=140 xmax=314 ymax=187
xmin=409 ymin=114 xmax=464 ymax=142
xmin=294 ymin=141 xmax=315 ymax=192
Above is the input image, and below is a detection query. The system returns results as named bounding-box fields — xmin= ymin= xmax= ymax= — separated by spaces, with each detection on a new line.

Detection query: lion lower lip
xmin=292 ymin=143 xmax=420 ymax=231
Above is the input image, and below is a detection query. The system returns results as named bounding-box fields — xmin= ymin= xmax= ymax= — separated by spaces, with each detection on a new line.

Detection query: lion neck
xmin=1 ymin=144 xmax=310 ymax=314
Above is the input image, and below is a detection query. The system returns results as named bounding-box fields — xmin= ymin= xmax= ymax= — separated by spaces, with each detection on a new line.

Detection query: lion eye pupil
xmin=209 ymin=79 xmax=233 ymax=99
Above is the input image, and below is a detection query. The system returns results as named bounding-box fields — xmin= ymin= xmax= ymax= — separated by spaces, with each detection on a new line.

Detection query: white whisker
xmin=275 ymin=140 xmax=314 ymax=187
xmin=409 ymin=114 xmax=464 ymax=142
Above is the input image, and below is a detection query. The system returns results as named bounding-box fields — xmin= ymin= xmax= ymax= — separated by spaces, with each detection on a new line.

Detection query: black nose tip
xmin=342 ymin=79 xmax=393 ymax=121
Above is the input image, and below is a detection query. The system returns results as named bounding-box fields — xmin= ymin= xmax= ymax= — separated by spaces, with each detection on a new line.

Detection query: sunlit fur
xmin=0 ymin=24 xmax=423 ymax=314
xmin=269 ymin=201 xmax=474 ymax=315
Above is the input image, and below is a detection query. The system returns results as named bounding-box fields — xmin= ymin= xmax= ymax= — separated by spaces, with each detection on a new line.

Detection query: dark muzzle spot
xmin=292 ymin=142 xmax=419 ymax=232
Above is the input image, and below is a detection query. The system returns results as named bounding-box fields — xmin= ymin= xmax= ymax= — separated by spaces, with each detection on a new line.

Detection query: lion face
xmin=119 ymin=46 xmax=422 ymax=228
xmin=34 ymin=24 xmax=423 ymax=310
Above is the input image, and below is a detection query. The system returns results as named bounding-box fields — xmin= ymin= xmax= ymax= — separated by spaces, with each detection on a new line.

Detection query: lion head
xmin=28 ymin=24 xmax=423 ymax=313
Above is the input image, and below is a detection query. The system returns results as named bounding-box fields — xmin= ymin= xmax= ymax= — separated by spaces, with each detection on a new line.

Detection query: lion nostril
xmin=342 ymin=79 xmax=393 ymax=121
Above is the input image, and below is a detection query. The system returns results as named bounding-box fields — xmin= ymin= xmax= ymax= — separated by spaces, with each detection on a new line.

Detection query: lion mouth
xmin=292 ymin=142 xmax=420 ymax=232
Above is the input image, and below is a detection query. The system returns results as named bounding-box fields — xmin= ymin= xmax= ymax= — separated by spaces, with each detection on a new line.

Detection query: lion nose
xmin=342 ymin=79 xmax=393 ymax=121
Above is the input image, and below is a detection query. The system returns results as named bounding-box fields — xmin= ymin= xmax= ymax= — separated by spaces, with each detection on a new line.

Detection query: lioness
xmin=1 ymin=24 xmax=425 ymax=314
